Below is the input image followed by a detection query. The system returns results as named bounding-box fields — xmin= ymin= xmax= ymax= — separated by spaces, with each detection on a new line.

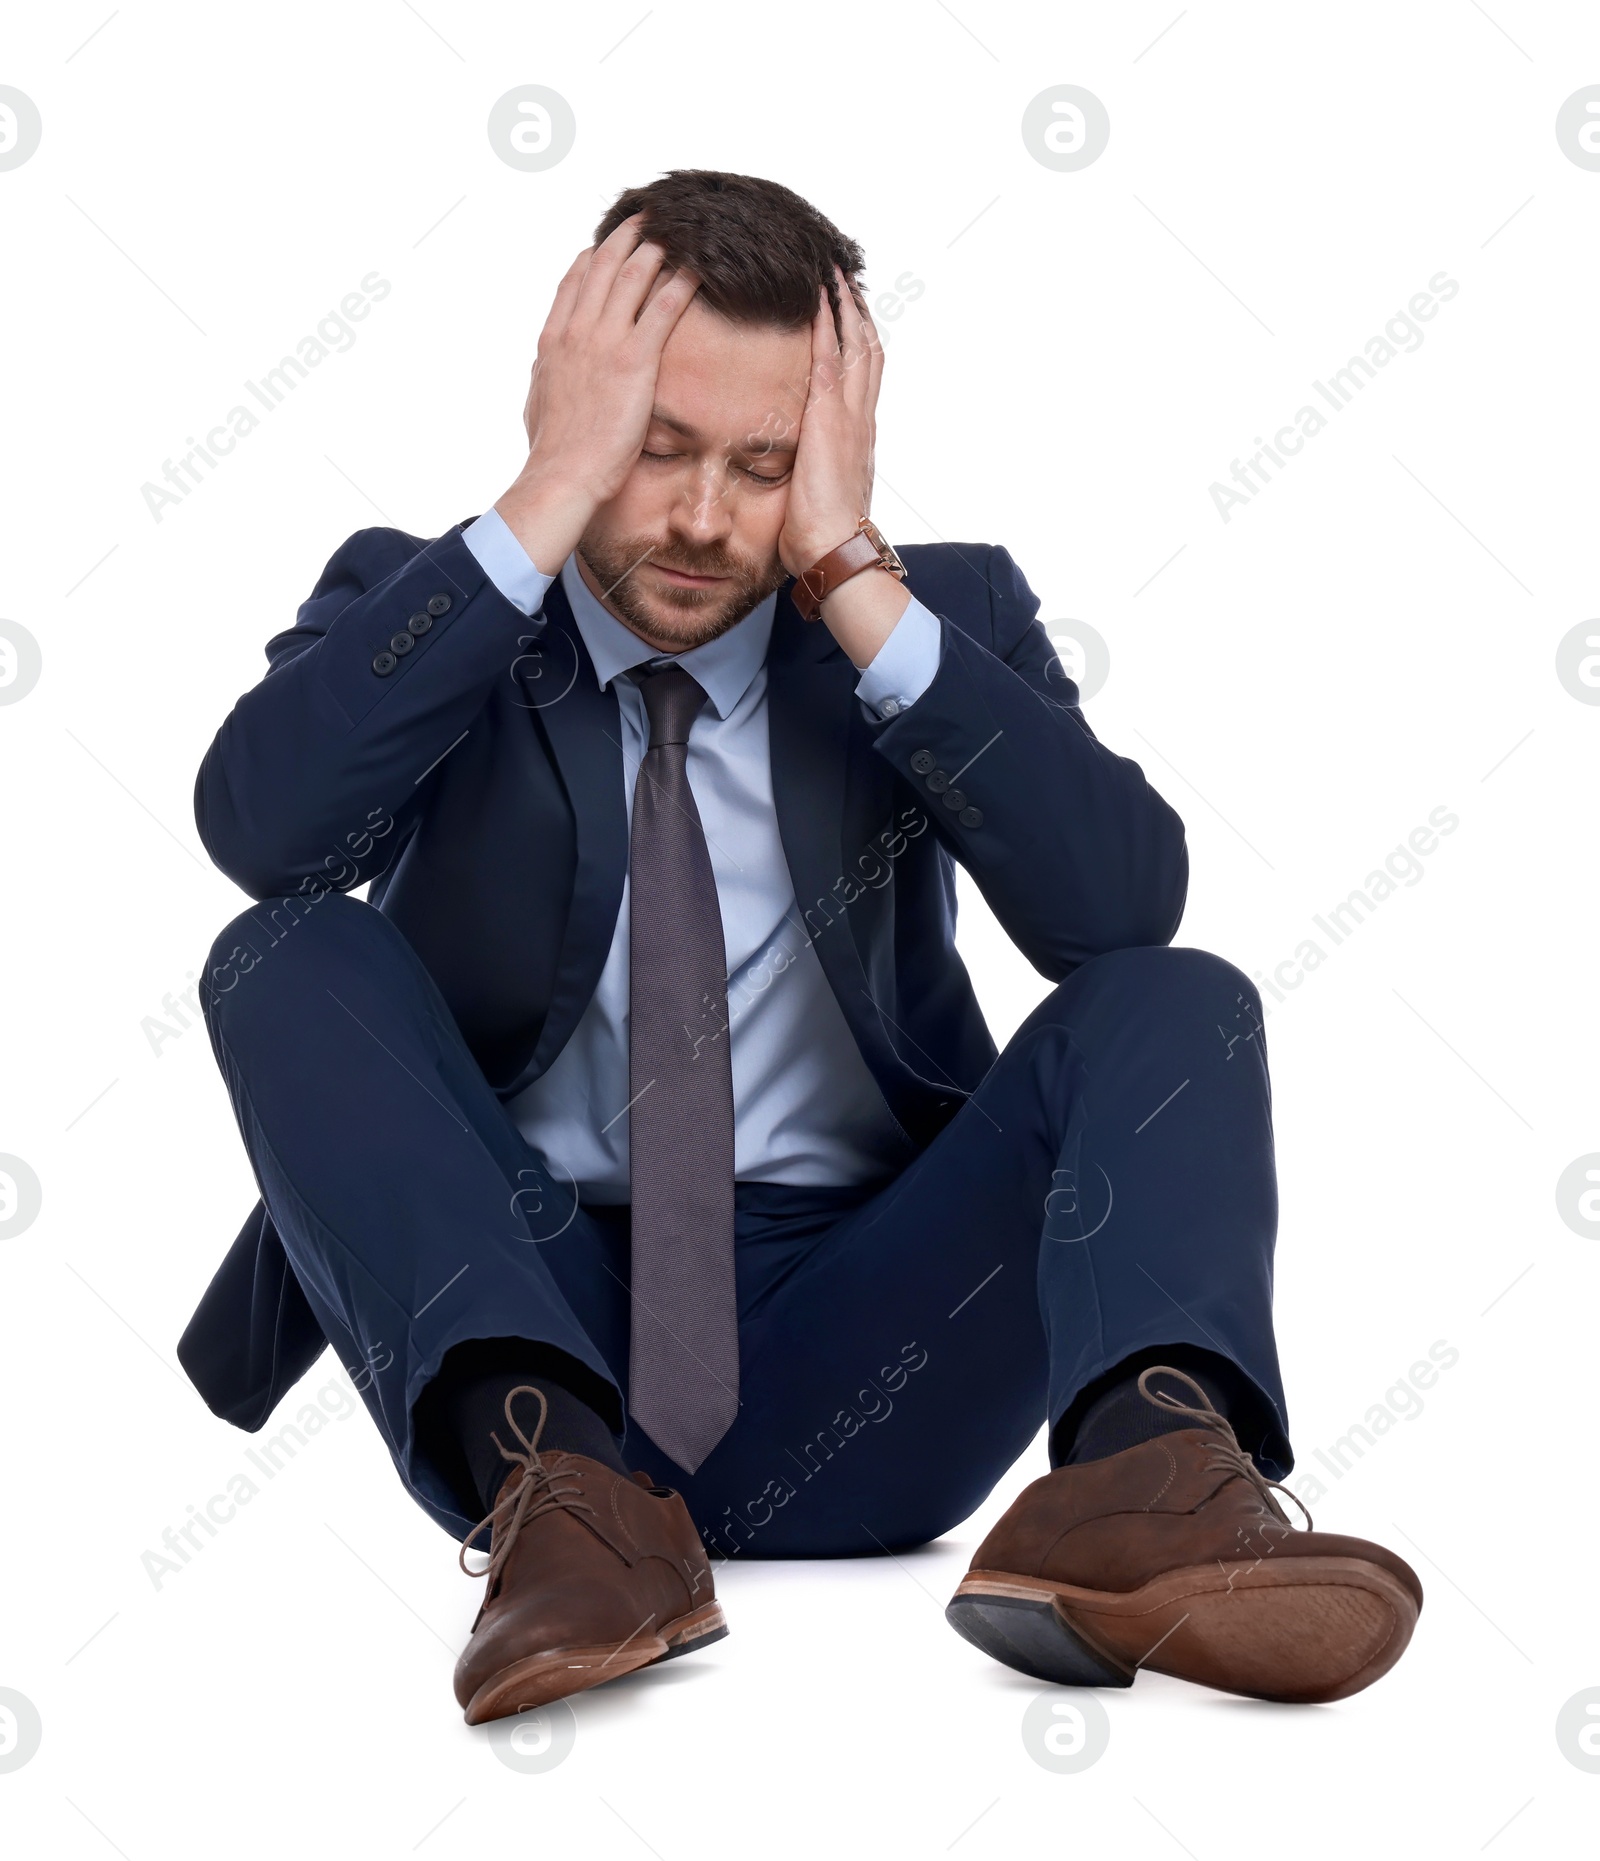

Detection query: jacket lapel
xmin=766 ymin=582 xmax=889 ymax=1040
xmin=512 ymin=572 xmax=630 ymax=1088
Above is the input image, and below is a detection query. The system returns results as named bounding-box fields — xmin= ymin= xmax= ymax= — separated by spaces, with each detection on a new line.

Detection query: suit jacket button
xmin=958 ymin=805 xmax=983 ymax=828
xmin=407 ymin=611 xmax=432 ymax=635
xmin=942 ymin=788 xmax=966 ymax=810
xmin=926 ymin=768 xmax=950 ymax=793
xmin=426 ymin=594 xmax=452 ymax=616
xmin=910 ymin=749 xmax=936 ymax=774
xmin=390 ymin=631 xmax=415 ymax=655
xmin=372 ymin=651 xmax=397 ymax=675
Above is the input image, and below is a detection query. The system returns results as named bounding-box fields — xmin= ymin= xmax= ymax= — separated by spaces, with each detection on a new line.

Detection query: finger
xmin=849 ymin=276 xmax=883 ymax=371
xmin=806 ymin=279 xmax=840 ymax=406
xmin=836 ymin=267 xmax=878 ymax=395
xmin=818 ymin=272 xmax=842 ymax=359
xmin=539 ymin=243 xmax=597 ymax=348
xmin=570 ymin=212 xmax=649 ymax=325
xmin=598 ymin=235 xmax=671 ymax=333
xmin=857 ymin=287 xmax=885 ymax=411
xmin=630 ymin=264 xmax=702 ymax=354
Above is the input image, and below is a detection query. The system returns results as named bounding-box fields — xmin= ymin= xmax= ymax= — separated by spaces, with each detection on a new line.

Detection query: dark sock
xmin=415 ymin=1336 xmax=629 ymax=1517
xmin=1051 ymin=1344 xmax=1249 ymax=1468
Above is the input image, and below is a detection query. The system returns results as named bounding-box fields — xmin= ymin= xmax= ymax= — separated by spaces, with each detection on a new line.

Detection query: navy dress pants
xmin=201 ymin=894 xmax=1291 ymax=1556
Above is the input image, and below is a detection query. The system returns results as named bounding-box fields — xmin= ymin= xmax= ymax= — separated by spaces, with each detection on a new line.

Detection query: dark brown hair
xmin=592 ymin=170 xmax=865 ymax=335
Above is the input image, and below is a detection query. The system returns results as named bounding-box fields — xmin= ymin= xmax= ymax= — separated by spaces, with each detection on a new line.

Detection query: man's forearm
xmin=195 ymin=526 xmax=536 ymax=899
xmin=864 ymin=548 xmax=1189 ymax=973
xmin=822 ymin=563 xmax=913 ymax=668
xmin=493 ymin=468 xmax=601 ymax=579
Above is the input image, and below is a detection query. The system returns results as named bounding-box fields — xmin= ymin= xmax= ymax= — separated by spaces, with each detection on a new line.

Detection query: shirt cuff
xmin=463 ymin=506 xmax=557 ymax=618
xmin=853 ymin=595 xmax=942 ymax=720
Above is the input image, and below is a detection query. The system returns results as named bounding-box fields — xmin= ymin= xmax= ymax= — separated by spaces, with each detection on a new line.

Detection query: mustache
xmin=639 ymin=542 xmax=753 ymax=579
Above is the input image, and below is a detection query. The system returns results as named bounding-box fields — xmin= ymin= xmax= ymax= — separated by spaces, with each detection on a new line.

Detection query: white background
xmin=2 ymin=1 xmax=1597 ymax=1855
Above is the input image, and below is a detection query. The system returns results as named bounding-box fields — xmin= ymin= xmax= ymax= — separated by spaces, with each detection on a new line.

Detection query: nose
xmin=667 ymin=458 xmax=736 ymax=549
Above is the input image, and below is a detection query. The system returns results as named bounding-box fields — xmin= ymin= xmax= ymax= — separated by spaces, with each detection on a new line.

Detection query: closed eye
xmin=641 ymin=449 xmax=789 ymax=486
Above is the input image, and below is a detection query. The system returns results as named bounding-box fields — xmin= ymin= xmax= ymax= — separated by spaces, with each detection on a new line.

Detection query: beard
xmin=575 ymin=529 xmax=790 ymax=651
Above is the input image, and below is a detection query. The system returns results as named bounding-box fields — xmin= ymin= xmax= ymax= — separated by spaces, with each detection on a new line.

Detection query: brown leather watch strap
xmin=793 ymin=521 xmax=905 ymax=622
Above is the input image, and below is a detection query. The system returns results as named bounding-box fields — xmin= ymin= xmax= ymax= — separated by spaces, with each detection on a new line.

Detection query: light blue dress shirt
xmin=462 ymin=506 xmax=942 ymax=1203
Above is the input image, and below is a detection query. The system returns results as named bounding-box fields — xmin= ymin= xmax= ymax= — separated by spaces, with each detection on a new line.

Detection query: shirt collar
xmin=560 ymin=553 xmax=778 ymax=722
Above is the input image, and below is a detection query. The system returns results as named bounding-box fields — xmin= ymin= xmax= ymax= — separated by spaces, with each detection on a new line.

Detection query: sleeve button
xmin=371 ymin=651 xmax=397 ymax=675
xmin=926 ymin=769 xmax=950 ymax=793
xmin=426 ymin=594 xmax=452 ymax=616
xmin=942 ymin=788 xmax=966 ymax=810
xmin=389 ymin=632 xmax=415 ymax=655
xmin=910 ymin=749 xmax=936 ymax=774
xmin=958 ymin=805 xmax=983 ymax=828
xmin=407 ymin=611 xmax=432 ymax=635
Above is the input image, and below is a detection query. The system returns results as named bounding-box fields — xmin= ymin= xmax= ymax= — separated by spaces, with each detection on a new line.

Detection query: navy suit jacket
xmin=177 ymin=518 xmax=1188 ymax=1430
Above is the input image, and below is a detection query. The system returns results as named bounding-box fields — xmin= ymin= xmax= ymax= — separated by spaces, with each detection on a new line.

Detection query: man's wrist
xmin=816 ymin=565 xmax=912 ymax=669
xmin=464 ymin=509 xmax=556 ymax=617
xmin=791 ymin=515 xmax=906 ymax=625
xmin=494 ymin=469 xmax=600 ymax=578
xmin=790 ymin=518 xmax=866 ymax=575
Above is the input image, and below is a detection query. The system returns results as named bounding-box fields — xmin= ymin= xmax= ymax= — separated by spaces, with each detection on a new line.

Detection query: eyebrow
xmin=649 ymin=404 xmax=799 ymax=459
xmin=648 ymin=405 xmax=698 ymax=438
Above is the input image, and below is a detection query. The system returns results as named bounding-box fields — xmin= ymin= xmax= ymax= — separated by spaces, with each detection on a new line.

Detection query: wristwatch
xmin=793 ymin=517 xmax=907 ymax=622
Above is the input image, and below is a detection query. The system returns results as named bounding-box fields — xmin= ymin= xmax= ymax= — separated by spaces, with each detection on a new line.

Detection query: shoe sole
xmin=947 ymin=1555 xmax=1418 ymax=1704
xmin=462 ymin=1601 xmax=728 ymax=1725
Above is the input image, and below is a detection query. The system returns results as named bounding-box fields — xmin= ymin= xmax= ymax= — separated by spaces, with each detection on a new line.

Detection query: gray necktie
xmin=627 ymin=661 xmax=739 ymax=1473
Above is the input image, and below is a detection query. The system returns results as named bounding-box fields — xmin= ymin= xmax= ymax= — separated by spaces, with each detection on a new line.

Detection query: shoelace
xmin=457 ymin=1384 xmax=598 ymax=1591
xmin=1137 ymin=1364 xmax=1314 ymax=1530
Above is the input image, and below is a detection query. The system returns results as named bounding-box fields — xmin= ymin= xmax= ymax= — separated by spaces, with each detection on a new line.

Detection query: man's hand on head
xmin=493 ymin=214 xmax=701 ymax=577
xmin=778 ymin=268 xmax=909 ymax=666
xmin=776 ymin=266 xmax=885 ymax=579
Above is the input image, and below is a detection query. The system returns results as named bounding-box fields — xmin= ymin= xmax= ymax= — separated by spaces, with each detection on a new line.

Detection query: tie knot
xmin=638 ymin=661 xmax=709 ymax=749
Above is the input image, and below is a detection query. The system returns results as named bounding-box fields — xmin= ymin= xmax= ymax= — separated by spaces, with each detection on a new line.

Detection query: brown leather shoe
xmin=452 ymin=1386 xmax=727 ymax=1724
xmin=947 ymin=1367 xmax=1422 ymax=1704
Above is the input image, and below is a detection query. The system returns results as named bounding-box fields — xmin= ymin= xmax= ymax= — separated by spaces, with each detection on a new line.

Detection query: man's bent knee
xmin=201 ymin=891 xmax=393 ymax=1027
xmin=1041 ymin=945 xmax=1262 ymax=1035
xmin=1068 ymin=942 xmax=1256 ymax=1003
